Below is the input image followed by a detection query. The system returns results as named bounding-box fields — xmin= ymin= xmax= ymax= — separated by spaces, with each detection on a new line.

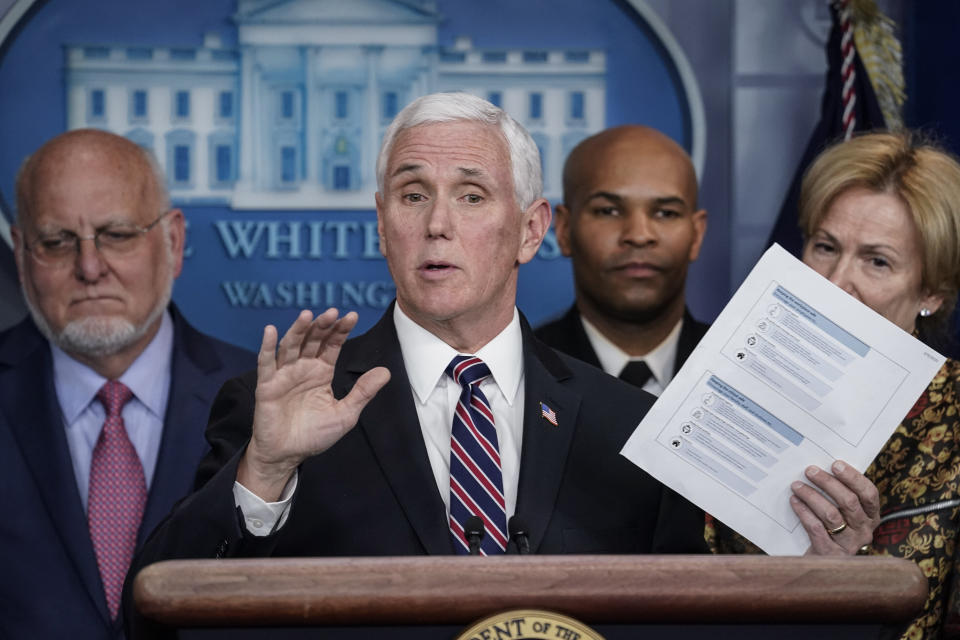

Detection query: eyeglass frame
xmin=21 ymin=208 xmax=174 ymax=267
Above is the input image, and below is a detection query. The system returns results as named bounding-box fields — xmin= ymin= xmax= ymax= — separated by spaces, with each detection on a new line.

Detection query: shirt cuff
xmin=232 ymin=472 xmax=298 ymax=537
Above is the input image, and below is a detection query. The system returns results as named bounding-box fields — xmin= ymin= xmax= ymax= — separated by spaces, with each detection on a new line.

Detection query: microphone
xmin=508 ymin=516 xmax=531 ymax=555
xmin=464 ymin=515 xmax=485 ymax=555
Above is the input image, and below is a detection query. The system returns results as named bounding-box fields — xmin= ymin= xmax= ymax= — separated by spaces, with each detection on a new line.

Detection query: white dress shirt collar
xmin=580 ymin=314 xmax=683 ymax=389
xmin=393 ymin=304 xmax=524 ymax=405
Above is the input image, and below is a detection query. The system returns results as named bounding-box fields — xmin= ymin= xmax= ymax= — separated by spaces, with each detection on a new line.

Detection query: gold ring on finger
xmin=826 ymin=521 xmax=847 ymax=536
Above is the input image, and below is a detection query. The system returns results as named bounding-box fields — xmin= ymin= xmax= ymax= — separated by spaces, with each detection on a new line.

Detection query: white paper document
xmin=620 ymin=244 xmax=945 ymax=555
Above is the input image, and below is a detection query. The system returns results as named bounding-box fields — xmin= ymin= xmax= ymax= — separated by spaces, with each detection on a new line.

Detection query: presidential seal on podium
xmin=456 ymin=609 xmax=603 ymax=640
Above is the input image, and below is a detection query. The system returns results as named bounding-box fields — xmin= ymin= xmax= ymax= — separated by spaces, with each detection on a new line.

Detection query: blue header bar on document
xmin=707 ymin=375 xmax=804 ymax=446
xmin=773 ymin=286 xmax=869 ymax=357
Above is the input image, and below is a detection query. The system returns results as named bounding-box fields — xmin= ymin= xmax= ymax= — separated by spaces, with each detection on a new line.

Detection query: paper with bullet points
xmin=621 ymin=244 xmax=945 ymax=555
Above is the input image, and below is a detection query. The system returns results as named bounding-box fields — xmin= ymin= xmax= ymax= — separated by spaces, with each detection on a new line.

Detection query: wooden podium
xmin=134 ymin=555 xmax=927 ymax=639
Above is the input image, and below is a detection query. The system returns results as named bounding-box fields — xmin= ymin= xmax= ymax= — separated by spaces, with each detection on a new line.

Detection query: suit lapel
xmin=342 ymin=311 xmax=452 ymax=554
xmin=672 ymin=308 xmax=709 ymax=375
xmin=558 ymin=306 xmax=602 ymax=368
xmin=515 ymin=319 xmax=580 ymax=553
xmin=0 ymin=321 xmax=110 ymax=622
xmin=140 ymin=309 xmax=224 ymax=543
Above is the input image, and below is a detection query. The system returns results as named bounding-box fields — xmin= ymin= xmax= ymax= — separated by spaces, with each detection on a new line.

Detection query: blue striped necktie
xmin=447 ymin=355 xmax=507 ymax=554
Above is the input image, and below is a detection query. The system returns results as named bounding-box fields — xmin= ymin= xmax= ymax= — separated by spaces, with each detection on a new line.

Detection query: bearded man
xmin=0 ymin=129 xmax=253 ymax=639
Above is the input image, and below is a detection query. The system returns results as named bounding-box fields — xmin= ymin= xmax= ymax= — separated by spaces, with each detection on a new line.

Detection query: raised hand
xmin=790 ymin=460 xmax=880 ymax=555
xmin=237 ymin=308 xmax=391 ymax=501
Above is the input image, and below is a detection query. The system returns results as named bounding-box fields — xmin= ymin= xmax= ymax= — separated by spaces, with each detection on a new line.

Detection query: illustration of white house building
xmin=64 ymin=0 xmax=606 ymax=208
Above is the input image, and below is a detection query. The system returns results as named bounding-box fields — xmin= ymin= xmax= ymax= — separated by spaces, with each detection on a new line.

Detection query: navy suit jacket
xmin=534 ymin=305 xmax=710 ymax=380
xmin=126 ymin=307 xmax=707 ymax=637
xmin=0 ymin=307 xmax=254 ymax=640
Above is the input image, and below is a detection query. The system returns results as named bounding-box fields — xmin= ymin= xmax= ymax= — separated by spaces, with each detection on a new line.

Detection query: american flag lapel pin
xmin=540 ymin=401 xmax=558 ymax=426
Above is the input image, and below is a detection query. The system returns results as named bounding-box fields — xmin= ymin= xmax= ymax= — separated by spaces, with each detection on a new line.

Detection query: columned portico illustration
xmin=64 ymin=0 xmax=606 ymax=208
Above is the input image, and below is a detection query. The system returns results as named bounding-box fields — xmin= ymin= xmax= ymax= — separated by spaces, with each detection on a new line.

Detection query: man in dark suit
xmin=536 ymin=125 xmax=709 ymax=393
xmin=126 ymin=95 xmax=878 ymax=637
xmin=125 ymin=94 xmax=709 ymax=631
xmin=0 ymin=129 xmax=253 ymax=639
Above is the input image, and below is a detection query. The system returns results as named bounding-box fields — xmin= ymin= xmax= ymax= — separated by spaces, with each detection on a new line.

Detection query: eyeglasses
xmin=23 ymin=209 xmax=173 ymax=267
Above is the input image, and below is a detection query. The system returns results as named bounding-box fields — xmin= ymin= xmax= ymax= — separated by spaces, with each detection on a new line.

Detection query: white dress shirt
xmin=53 ymin=310 xmax=174 ymax=511
xmin=235 ymin=304 xmax=526 ymax=535
xmin=393 ymin=302 xmax=525 ymax=520
xmin=580 ymin=315 xmax=684 ymax=396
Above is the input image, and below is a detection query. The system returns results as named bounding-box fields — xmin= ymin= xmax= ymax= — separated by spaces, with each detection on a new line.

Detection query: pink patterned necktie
xmin=87 ymin=380 xmax=145 ymax=620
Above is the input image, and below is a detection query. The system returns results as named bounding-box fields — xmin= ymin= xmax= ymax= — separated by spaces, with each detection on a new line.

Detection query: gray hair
xmin=375 ymin=92 xmax=542 ymax=209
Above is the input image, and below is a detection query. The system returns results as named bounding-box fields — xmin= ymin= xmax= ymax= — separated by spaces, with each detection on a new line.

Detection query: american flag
xmin=540 ymin=402 xmax=558 ymax=426
xmin=765 ymin=0 xmax=894 ymax=256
